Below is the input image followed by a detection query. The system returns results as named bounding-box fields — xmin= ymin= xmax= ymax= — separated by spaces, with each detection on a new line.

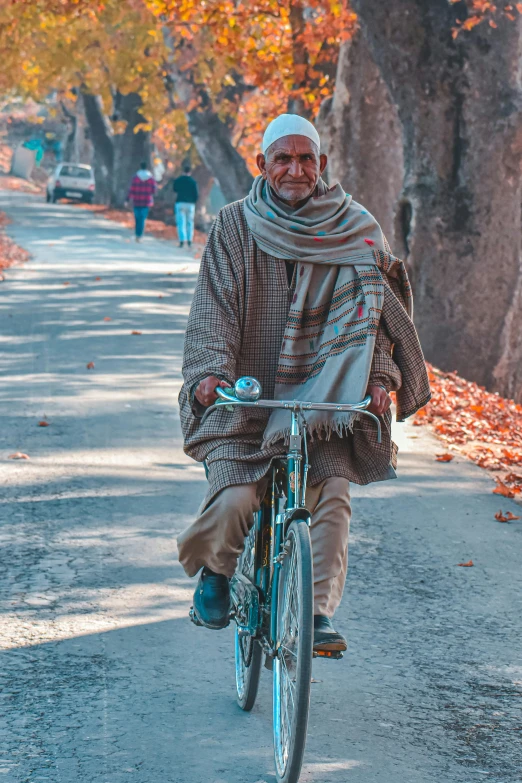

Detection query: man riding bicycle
xmin=177 ymin=114 xmax=430 ymax=653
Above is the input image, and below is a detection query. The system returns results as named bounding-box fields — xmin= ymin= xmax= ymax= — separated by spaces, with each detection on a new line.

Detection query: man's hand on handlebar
xmin=366 ymin=384 xmax=392 ymax=417
xmin=195 ymin=376 xmax=231 ymax=408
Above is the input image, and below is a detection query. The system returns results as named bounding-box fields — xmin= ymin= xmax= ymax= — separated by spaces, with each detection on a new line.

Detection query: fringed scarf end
xmin=262 ymin=412 xmax=359 ymax=450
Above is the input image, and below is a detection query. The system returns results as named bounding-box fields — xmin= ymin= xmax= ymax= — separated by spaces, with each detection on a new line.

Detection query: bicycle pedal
xmin=188 ymin=606 xmax=203 ymax=627
xmin=313 ymin=650 xmax=344 ymax=660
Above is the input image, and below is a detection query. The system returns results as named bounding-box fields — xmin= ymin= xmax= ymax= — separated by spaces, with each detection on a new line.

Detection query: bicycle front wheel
xmin=235 ymin=520 xmax=263 ymax=711
xmin=273 ymin=519 xmax=313 ymax=783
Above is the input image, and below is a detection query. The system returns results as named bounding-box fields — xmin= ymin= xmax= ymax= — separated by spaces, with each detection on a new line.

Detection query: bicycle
xmin=190 ymin=376 xmax=381 ymax=783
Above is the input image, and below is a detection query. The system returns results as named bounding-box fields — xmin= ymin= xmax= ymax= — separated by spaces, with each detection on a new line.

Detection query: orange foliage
xmin=0 ymin=1 xmax=356 ymax=170
xmin=450 ymin=1 xmax=521 ymax=37
xmin=414 ymin=364 xmax=522 ymax=495
xmin=154 ymin=0 xmax=356 ymax=168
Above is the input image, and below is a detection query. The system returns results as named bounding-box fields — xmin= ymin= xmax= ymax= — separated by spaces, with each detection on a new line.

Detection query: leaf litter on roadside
xmin=414 ymin=364 xmax=522 ymax=496
xmin=0 ymin=211 xmax=30 ymax=275
xmin=436 ymin=453 xmax=454 ymax=462
xmin=457 ymin=560 xmax=474 ymax=567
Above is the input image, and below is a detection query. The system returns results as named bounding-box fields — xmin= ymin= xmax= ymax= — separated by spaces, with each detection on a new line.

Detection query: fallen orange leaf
xmin=436 ymin=453 xmax=454 ymax=462
xmin=86 ymin=362 xmax=95 ymax=369
xmin=131 ymin=330 xmax=142 ymax=335
xmin=505 ymin=471 xmax=522 ymax=483
xmin=493 ymin=480 xmax=515 ymax=498
xmin=457 ymin=560 xmax=474 ymax=567
xmin=158 ymin=294 xmax=163 ymax=299
xmin=103 ymin=317 xmax=111 ymax=321
xmin=38 ymin=420 xmax=49 ymax=427
xmin=8 ymin=452 xmax=30 ymax=460
xmin=63 ymin=281 xmax=70 ymax=286
xmin=494 ymin=510 xmax=520 ymax=522
xmin=95 ymin=276 xmax=101 ymax=281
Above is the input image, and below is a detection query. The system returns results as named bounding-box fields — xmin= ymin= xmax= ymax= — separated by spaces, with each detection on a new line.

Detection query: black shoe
xmin=179 ymin=241 xmax=184 ymax=247
xmin=192 ymin=567 xmax=231 ymax=630
xmin=313 ymin=615 xmax=347 ymax=652
xmin=188 ymin=240 xmax=192 ymax=247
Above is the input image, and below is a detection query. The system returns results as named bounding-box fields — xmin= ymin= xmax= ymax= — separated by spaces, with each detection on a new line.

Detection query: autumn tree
xmin=0 ymin=0 xmax=353 ymax=203
xmin=0 ymin=0 xmax=171 ymax=204
xmin=151 ymin=0 xmax=355 ymax=199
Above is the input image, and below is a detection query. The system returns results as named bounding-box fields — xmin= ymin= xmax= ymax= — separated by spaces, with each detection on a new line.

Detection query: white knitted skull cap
xmin=262 ymin=113 xmax=321 ymax=154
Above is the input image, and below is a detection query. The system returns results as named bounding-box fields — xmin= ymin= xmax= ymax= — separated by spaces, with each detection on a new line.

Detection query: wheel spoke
xmin=275 ymin=533 xmax=300 ymax=773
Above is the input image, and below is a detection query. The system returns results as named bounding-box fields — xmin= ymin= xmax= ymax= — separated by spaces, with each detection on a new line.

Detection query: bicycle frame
xmin=202 ymin=380 xmax=382 ymax=661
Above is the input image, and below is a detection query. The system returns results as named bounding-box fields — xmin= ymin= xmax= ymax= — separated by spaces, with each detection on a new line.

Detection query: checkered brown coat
xmin=179 ymin=200 xmax=431 ymax=503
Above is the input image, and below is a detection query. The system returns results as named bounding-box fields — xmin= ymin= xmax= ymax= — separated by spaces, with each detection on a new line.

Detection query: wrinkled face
xmin=256 ymin=134 xmax=327 ymax=206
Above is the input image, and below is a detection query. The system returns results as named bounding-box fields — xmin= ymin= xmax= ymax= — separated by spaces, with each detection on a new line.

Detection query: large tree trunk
xmin=287 ymin=1 xmax=312 ymax=118
xmin=112 ymin=92 xmax=151 ymax=208
xmin=192 ymin=163 xmax=215 ymax=230
xmin=82 ymin=91 xmax=151 ymax=207
xmin=186 ymin=108 xmax=253 ymax=203
xmin=162 ymin=26 xmax=254 ymax=203
xmin=352 ymin=0 xmax=522 ymax=400
xmin=317 ymin=32 xmax=403 ymax=246
xmin=60 ymin=102 xmax=79 ymax=163
xmin=81 ymin=92 xmax=114 ymax=204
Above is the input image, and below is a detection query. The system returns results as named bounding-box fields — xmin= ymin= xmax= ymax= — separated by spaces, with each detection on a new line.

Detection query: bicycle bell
xmin=234 ymin=376 xmax=262 ymax=401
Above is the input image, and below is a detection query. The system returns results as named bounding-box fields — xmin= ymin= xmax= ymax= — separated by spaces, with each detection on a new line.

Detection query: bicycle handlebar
xmin=215 ymin=386 xmax=373 ymax=413
xmin=199 ymin=382 xmax=382 ymax=443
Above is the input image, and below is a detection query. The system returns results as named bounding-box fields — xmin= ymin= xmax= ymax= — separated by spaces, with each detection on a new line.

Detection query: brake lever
xmin=215 ymin=386 xmax=237 ymax=402
xmin=200 ymin=386 xmax=238 ymax=425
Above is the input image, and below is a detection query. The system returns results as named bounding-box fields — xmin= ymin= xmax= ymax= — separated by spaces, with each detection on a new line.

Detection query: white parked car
xmin=46 ymin=163 xmax=95 ymax=203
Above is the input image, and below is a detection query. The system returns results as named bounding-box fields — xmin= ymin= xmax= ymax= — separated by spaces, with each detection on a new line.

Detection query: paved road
xmin=1 ymin=190 xmax=521 ymax=783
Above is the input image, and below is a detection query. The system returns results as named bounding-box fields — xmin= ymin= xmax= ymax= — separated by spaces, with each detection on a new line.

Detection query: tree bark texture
xmin=111 ymin=92 xmax=151 ymax=208
xmin=162 ymin=26 xmax=254 ymax=204
xmin=81 ymin=92 xmax=114 ymax=204
xmin=287 ymin=1 xmax=312 ymax=118
xmin=353 ymin=0 xmax=522 ymax=400
xmin=317 ymin=32 xmax=403 ymax=247
xmin=82 ymin=91 xmax=151 ymax=207
xmin=60 ymin=102 xmax=79 ymax=163
xmin=186 ymin=107 xmax=253 ymax=204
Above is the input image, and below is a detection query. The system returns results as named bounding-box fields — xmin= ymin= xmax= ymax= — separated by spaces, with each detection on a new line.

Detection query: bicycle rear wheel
xmin=235 ymin=520 xmax=263 ymax=711
xmin=273 ymin=519 xmax=313 ymax=783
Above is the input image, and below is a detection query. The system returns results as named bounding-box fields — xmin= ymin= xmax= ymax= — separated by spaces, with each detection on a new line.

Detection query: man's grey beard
xmin=273 ymin=183 xmax=316 ymax=205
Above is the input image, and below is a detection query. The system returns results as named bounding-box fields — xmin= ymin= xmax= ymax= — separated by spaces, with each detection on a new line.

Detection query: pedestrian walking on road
xmin=173 ymin=164 xmax=198 ymax=248
xmin=177 ymin=113 xmax=431 ymax=650
xmin=126 ymin=162 xmax=156 ymax=242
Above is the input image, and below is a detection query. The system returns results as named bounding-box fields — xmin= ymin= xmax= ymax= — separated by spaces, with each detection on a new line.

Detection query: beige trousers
xmin=177 ymin=476 xmax=351 ymax=618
